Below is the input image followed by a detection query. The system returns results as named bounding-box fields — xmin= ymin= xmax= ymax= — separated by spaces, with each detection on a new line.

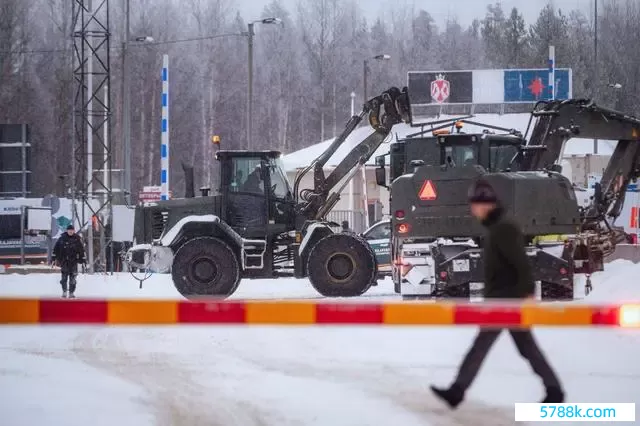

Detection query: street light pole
xmin=121 ymin=0 xmax=153 ymax=204
xmin=594 ymin=0 xmax=598 ymax=154
xmin=246 ymin=22 xmax=254 ymax=150
xmin=363 ymin=54 xmax=391 ymax=105
xmin=122 ymin=0 xmax=131 ymax=203
xmin=246 ymin=18 xmax=282 ymax=150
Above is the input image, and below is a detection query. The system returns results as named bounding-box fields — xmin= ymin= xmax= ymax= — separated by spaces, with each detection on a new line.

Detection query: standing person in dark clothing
xmin=430 ymin=179 xmax=564 ymax=408
xmin=52 ymin=224 xmax=86 ymax=298
xmin=341 ymin=220 xmax=353 ymax=234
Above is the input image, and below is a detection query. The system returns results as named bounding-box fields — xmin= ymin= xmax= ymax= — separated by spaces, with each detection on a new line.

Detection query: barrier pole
xmin=0 ymin=299 xmax=638 ymax=328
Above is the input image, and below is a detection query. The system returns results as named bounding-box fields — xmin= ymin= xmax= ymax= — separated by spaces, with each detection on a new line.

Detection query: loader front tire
xmin=171 ymin=237 xmax=240 ymax=300
xmin=307 ymin=233 xmax=376 ymax=297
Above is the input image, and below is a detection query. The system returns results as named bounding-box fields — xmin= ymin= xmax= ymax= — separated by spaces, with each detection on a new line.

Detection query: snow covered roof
xmin=281 ymin=113 xmax=616 ymax=172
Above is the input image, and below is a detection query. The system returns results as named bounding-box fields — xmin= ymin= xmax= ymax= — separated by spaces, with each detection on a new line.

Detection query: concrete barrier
xmin=0 ymin=299 xmax=638 ymax=327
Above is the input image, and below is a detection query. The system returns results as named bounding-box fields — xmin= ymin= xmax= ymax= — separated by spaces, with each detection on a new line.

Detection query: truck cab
xmin=375 ymin=126 xmax=577 ymax=300
xmin=388 ymin=131 xmax=524 ymax=183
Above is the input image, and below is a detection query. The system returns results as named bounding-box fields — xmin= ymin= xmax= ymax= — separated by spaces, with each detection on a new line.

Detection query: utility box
xmin=564 ymin=154 xmax=611 ymax=188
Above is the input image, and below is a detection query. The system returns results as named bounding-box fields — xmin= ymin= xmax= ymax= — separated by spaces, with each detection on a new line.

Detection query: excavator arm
xmin=294 ymin=86 xmax=411 ymax=221
xmin=523 ymin=99 xmax=640 ymax=227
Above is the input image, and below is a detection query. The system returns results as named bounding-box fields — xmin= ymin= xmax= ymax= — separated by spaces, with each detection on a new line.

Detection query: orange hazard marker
xmin=418 ymin=180 xmax=437 ymax=201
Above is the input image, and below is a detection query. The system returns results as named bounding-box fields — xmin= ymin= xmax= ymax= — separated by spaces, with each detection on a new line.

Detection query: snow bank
xmin=0 ymin=272 xmax=398 ymax=301
xmin=579 ymin=259 xmax=640 ymax=303
xmin=282 ymin=113 xmax=615 ymax=172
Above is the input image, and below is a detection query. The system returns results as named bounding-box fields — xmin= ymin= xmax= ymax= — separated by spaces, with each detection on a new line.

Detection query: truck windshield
xmin=490 ymin=144 xmax=520 ymax=172
xmin=441 ymin=144 xmax=478 ymax=167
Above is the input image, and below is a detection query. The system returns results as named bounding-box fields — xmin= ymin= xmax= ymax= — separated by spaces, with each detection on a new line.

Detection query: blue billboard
xmin=503 ymin=69 xmax=571 ymax=102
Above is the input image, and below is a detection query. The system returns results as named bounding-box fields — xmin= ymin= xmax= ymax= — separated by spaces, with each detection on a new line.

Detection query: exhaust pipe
xmin=182 ymin=162 xmax=195 ymax=198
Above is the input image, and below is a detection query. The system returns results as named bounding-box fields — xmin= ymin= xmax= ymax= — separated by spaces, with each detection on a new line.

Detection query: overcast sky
xmin=235 ymin=0 xmax=594 ymax=27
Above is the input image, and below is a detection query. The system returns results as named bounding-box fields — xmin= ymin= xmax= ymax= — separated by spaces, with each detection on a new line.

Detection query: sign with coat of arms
xmin=430 ymin=74 xmax=450 ymax=103
xmin=407 ymin=71 xmax=473 ymax=106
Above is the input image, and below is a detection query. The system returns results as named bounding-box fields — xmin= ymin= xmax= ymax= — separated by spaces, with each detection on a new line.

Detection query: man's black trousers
xmin=453 ymin=328 xmax=562 ymax=390
xmin=60 ymin=263 xmax=78 ymax=293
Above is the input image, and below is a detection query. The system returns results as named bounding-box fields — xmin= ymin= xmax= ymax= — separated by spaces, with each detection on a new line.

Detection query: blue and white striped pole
xmin=548 ymin=45 xmax=555 ymax=100
xmin=161 ymin=54 xmax=170 ymax=200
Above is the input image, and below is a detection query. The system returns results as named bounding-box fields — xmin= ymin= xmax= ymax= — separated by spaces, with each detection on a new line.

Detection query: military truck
xmin=375 ymin=100 xmax=640 ymax=300
xmin=125 ymin=87 xmax=411 ymax=299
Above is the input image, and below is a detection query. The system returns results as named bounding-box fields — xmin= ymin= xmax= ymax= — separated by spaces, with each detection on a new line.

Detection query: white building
xmin=282 ymin=113 xmax=618 ymax=233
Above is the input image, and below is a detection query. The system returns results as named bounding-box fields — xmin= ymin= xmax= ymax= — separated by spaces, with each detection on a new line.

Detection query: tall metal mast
xmin=71 ymin=0 xmax=113 ymax=273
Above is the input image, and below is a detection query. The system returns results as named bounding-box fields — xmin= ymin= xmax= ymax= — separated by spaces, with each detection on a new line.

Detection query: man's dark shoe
xmin=430 ymin=384 xmax=464 ymax=409
xmin=541 ymin=387 xmax=564 ymax=403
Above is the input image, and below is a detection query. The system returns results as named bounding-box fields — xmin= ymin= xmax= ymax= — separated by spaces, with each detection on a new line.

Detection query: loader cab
xmin=217 ymin=150 xmax=296 ymax=238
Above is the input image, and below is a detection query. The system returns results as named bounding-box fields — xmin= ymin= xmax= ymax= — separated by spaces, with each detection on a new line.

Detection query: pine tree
xmin=503 ymin=7 xmax=528 ymax=67
xmin=481 ymin=2 xmax=507 ymax=66
xmin=528 ymin=3 xmax=569 ymax=68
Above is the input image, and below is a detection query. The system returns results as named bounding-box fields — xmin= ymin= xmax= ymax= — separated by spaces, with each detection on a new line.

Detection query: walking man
xmin=52 ymin=224 xmax=85 ymax=298
xmin=430 ymin=179 xmax=564 ymax=408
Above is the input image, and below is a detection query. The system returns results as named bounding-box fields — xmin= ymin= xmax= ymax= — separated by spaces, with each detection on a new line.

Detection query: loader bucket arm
xmin=296 ymin=86 xmax=411 ymax=220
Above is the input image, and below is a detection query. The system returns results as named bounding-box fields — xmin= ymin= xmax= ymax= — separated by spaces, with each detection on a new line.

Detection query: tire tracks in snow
xmin=71 ymin=329 xmax=273 ymax=426
xmin=222 ymin=343 xmax=520 ymax=426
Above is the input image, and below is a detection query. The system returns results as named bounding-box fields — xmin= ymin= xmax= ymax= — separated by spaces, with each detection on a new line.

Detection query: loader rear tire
xmin=171 ymin=237 xmax=240 ymax=300
xmin=307 ymin=233 xmax=376 ymax=297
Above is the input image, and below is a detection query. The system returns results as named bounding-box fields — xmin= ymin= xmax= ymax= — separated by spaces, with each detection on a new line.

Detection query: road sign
xmin=138 ymin=187 xmax=172 ymax=202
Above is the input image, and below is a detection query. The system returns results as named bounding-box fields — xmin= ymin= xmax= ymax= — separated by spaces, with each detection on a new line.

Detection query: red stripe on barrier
xmin=591 ymin=306 xmax=620 ymax=326
xmin=178 ymin=301 xmax=246 ymax=323
xmin=315 ymin=303 xmax=383 ymax=324
xmin=39 ymin=300 xmax=108 ymax=323
xmin=454 ymin=305 xmax=522 ymax=326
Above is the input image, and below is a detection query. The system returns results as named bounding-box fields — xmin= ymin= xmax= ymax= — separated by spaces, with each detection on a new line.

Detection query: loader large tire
xmin=171 ymin=237 xmax=240 ymax=300
xmin=307 ymin=233 xmax=376 ymax=297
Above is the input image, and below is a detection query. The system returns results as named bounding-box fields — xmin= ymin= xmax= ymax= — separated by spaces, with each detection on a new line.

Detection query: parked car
xmin=362 ymin=219 xmax=391 ymax=275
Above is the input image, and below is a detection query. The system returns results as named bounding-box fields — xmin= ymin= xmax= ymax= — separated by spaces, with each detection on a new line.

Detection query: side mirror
xmin=375 ymin=166 xmax=387 ymax=188
xmin=375 ymin=155 xmax=387 ymax=188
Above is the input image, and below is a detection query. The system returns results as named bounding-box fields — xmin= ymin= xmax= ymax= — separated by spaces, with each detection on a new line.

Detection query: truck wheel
xmin=171 ymin=237 xmax=240 ymax=300
xmin=445 ymin=283 xmax=470 ymax=299
xmin=307 ymin=233 xmax=376 ymax=297
xmin=541 ymin=281 xmax=573 ymax=301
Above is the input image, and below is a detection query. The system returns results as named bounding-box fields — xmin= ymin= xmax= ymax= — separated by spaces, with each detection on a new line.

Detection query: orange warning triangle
xmin=418 ymin=180 xmax=437 ymax=201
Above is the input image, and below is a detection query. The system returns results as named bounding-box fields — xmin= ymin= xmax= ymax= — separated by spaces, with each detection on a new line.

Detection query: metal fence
xmin=412 ymin=102 xmax=536 ymax=122
xmin=326 ymin=210 xmax=367 ymax=233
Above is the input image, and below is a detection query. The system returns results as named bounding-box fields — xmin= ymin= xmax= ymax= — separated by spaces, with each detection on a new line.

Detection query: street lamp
xmin=246 ymin=17 xmax=283 ymax=149
xmin=363 ymin=54 xmax=391 ymax=104
xmin=122 ymin=0 xmax=153 ymax=204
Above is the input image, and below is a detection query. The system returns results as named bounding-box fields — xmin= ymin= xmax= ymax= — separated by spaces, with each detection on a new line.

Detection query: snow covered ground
xmin=1 ymin=262 xmax=639 ymax=426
